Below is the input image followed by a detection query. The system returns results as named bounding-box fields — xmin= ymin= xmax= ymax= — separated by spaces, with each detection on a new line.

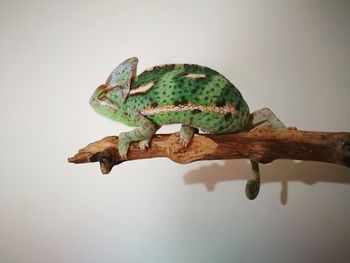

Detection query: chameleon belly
xmin=123 ymin=64 xmax=250 ymax=133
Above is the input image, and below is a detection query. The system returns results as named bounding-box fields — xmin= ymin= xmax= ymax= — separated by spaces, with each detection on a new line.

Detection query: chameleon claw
xmin=119 ymin=151 xmax=128 ymax=160
xmin=139 ymin=139 xmax=150 ymax=150
xmin=118 ymin=132 xmax=130 ymax=159
xmin=117 ymin=146 xmax=128 ymax=159
xmin=179 ymin=137 xmax=190 ymax=148
xmin=179 ymin=125 xmax=194 ymax=148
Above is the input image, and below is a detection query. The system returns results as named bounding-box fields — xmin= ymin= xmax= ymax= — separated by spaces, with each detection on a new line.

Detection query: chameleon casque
xmin=90 ymin=57 xmax=286 ymax=199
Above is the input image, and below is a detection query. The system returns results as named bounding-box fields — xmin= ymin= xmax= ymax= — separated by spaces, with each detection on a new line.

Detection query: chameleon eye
xmin=97 ymin=86 xmax=110 ymax=100
xmin=99 ymin=94 xmax=107 ymax=100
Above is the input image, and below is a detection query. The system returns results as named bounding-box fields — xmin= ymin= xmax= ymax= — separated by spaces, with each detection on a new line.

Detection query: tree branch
xmin=68 ymin=129 xmax=350 ymax=174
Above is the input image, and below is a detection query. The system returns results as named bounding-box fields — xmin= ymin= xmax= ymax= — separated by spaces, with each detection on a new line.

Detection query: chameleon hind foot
xmin=244 ymin=108 xmax=285 ymax=199
xmin=245 ymin=160 xmax=261 ymax=200
xmin=247 ymin=107 xmax=286 ymax=131
xmin=179 ymin=125 xmax=195 ymax=148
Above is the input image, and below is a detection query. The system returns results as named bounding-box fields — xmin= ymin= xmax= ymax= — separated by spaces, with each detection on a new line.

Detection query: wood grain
xmin=68 ymin=129 xmax=350 ymax=174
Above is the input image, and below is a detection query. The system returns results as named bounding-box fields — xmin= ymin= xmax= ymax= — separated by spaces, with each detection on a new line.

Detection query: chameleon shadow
xmin=183 ymin=160 xmax=350 ymax=205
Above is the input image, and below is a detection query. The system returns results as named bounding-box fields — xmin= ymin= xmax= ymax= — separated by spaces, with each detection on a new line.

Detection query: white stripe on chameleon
xmin=141 ymin=103 xmax=236 ymax=115
xmin=185 ymin=73 xmax=207 ymax=79
xmin=130 ymin=66 xmax=185 ymax=96
xmin=129 ymin=82 xmax=154 ymax=95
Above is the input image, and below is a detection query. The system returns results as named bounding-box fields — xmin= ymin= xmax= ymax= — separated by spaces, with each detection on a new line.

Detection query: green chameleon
xmin=90 ymin=57 xmax=286 ymax=199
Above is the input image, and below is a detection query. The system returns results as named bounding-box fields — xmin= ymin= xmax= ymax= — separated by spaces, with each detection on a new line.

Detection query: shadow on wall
xmin=183 ymin=160 xmax=350 ymax=205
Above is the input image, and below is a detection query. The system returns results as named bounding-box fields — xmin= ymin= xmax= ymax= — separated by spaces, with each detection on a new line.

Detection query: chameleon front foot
xmin=118 ymin=147 xmax=129 ymax=160
xmin=138 ymin=139 xmax=150 ymax=150
xmin=180 ymin=125 xmax=195 ymax=148
xmin=245 ymin=160 xmax=261 ymax=200
xmin=118 ymin=132 xmax=130 ymax=159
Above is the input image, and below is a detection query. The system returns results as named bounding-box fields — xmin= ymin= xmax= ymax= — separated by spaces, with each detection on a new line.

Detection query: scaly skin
xmin=90 ymin=59 xmax=251 ymax=158
xmin=127 ymin=64 xmax=250 ymax=133
xmin=90 ymin=57 xmax=286 ymax=200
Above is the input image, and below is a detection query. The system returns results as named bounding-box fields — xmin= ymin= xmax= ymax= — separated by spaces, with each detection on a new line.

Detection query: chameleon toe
xmin=179 ymin=137 xmax=190 ymax=148
xmin=139 ymin=139 xmax=150 ymax=150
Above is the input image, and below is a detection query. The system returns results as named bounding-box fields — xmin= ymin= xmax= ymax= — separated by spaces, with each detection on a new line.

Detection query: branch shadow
xmin=183 ymin=160 xmax=350 ymax=205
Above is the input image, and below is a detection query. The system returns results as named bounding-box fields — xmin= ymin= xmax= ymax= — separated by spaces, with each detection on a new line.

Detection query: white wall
xmin=1 ymin=0 xmax=350 ymax=262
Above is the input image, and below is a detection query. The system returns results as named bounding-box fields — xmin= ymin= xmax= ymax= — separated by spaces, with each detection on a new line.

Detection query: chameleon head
xmin=89 ymin=84 xmax=121 ymax=119
xmin=89 ymin=57 xmax=138 ymax=120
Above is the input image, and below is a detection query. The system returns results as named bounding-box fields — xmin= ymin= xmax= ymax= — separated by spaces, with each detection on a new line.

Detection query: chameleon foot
xmin=180 ymin=125 xmax=195 ymax=148
xmin=118 ymin=148 xmax=128 ymax=160
xmin=180 ymin=138 xmax=191 ymax=148
xmin=245 ymin=160 xmax=261 ymax=200
xmin=118 ymin=132 xmax=130 ymax=159
xmin=139 ymin=139 xmax=150 ymax=150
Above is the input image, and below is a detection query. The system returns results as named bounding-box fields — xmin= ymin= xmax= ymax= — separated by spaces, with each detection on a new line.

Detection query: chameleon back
xmin=123 ymin=64 xmax=250 ymax=133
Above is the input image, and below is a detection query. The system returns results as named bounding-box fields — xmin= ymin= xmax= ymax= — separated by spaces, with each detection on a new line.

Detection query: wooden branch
xmin=68 ymin=129 xmax=350 ymax=174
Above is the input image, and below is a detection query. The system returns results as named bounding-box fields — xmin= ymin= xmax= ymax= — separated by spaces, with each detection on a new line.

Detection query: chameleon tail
xmin=245 ymin=160 xmax=260 ymax=200
xmin=244 ymin=108 xmax=286 ymax=200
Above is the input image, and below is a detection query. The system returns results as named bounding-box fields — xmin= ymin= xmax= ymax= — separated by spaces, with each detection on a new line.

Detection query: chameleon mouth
xmin=89 ymin=85 xmax=107 ymax=107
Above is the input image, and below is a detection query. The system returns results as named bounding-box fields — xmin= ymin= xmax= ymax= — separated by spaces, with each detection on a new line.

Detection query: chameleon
xmin=89 ymin=57 xmax=286 ymax=199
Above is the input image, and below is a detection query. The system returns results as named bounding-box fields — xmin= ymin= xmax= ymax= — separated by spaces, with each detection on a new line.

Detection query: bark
xmin=68 ymin=129 xmax=350 ymax=174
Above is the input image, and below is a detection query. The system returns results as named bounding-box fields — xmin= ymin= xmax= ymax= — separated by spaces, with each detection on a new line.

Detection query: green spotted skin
xmin=89 ymin=58 xmax=254 ymax=159
xmin=120 ymin=64 xmax=250 ymax=133
xmin=90 ymin=58 xmax=287 ymax=199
